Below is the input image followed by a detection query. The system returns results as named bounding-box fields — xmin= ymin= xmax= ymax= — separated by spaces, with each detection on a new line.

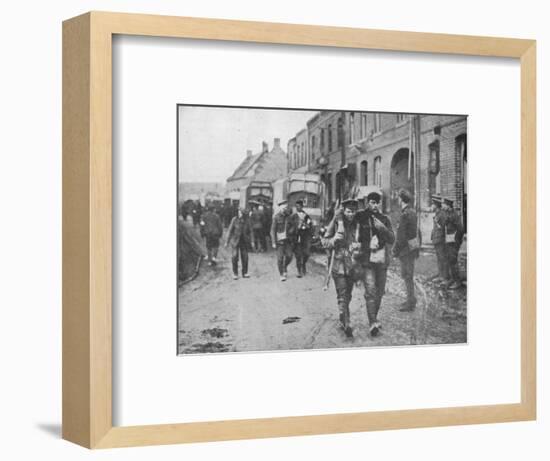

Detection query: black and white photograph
xmin=177 ymin=105 xmax=467 ymax=354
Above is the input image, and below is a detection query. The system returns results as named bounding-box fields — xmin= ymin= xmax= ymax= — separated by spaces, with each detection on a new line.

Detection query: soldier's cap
xmin=278 ymin=199 xmax=288 ymax=206
xmin=366 ymin=191 xmax=382 ymax=203
xmin=295 ymin=199 xmax=304 ymax=206
xmin=342 ymin=198 xmax=359 ymax=210
xmin=443 ymin=197 xmax=454 ymax=206
xmin=398 ymin=188 xmax=412 ymax=203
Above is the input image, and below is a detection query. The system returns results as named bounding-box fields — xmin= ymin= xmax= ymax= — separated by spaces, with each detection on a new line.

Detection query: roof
xmin=226 ymin=151 xmax=264 ymax=181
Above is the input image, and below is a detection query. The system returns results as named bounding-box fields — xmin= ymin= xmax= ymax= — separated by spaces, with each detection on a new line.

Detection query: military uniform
xmin=430 ymin=196 xmax=448 ymax=281
xmin=291 ymin=205 xmax=313 ymax=277
xmin=355 ymin=207 xmax=395 ymax=333
xmin=226 ymin=213 xmax=252 ymax=278
xmin=250 ymin=207 xmax=264 ymax=252
xmin=443 ymin=200 xmax=465 ymax=288
xmin=270 ymin=203 xmax=296 ymax=280
xmin=201 ymin=210 xmax=223 ymax=265
xmin=321 ymin=212 xmax=362 ymax=337
xmin=392 ymin=195 xmax=419 ymax=310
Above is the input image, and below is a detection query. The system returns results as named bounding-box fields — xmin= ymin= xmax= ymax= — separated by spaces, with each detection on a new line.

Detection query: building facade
xmin=289 ymin=111 xmax=467 ymax=243
xmin=226 ymin=138 xmax=287 ymax=194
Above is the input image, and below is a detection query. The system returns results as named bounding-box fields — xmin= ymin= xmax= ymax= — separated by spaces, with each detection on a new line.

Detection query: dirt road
xmin=178 ymin=234 xmax=466 ymax=354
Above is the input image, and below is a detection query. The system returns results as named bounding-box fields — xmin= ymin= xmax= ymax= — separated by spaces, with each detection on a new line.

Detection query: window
xmin=373 ymin=114 xmax=381 ymax=133
xmin=327 ymin=172 xmax=333 ymax=203
xmin=310 ymin=135 xmax=316 ymax=161
xmin=396 ymin=113 xmax=407 ymax=123
xmin=360 ymin=114 xmax=367 ymax=139
xmin=328 ymin=124 xmax=332 ymax=152
xmin=373 ymin=156 xmax=382 ymax=187
xmin=337 ymin=117 xmax=343 ymax=148
xmin=320 ymin=128 xmax=324 ymax=152
xmin=456 ymin=134 xmax=467 ymax=232
xmin=349 ymin=112 xmax=355 ymax=143
xmin=360 ymin=160 xmax=368 ymax=186
xmin=302 ymin=142 xmax=305 ymax=166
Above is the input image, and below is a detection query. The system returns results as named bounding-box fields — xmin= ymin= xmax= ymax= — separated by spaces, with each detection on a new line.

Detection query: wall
xmin=0 ymin=1 xmax=547 ymax=460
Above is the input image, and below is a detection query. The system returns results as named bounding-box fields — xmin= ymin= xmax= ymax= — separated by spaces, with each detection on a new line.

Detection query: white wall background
xmin=0 ymin=0 xmax=547 ymax=459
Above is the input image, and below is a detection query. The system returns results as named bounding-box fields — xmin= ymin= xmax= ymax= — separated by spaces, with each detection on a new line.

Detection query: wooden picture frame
xmin=62 ymin=11 xmax=536 ymax=449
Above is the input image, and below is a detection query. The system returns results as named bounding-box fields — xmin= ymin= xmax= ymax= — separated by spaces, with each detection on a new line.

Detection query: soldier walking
xmin=291 ymin=200 xmax=313 ymax=278
xmin=250 ymin=203 xmax=265 ymax=252
xmin=392 ymin=189 xmax=419 ymax=312
xmin=355 ymin=190 xmax=395 ymax=336
xmin=270 ymin=199 xmax=296 ymax=281
xmin=225 ymin=207 xmax=252 ymax=280
xmin=442 ymin=197 xmax=465 ymax=289
xmin=200 ymin=206 xmax=223 ymax=266
xmin=262 ymin=202 xmax=273 ymax=251
xmin=430 ymin=195 xmax=448 ymax=282
xmin=321 ymin=199 xmax=363 ymax=337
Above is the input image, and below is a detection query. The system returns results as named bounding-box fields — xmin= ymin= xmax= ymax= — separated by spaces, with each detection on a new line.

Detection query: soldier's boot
xmin=338 ymin=303 xmax=353 ymax=338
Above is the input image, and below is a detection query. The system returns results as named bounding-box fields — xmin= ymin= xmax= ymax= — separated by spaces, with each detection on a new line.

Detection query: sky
xmin=178 ymin=106 xmax=317 ymax=184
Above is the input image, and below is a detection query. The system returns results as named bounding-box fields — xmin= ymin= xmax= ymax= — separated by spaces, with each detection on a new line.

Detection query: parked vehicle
xmin=239 ymin=181 xmax=273 ymax=210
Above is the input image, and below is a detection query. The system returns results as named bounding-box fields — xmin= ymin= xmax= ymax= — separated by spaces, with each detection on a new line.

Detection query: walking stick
xmin=323 ymin=249 xmax=335 ymax=291
xmin=322 ymin=198 xmax=341 ymax=291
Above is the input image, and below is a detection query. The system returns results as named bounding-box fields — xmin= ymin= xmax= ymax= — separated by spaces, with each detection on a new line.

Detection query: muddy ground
xmin=178 ymin=228 xmax=466 ymax=354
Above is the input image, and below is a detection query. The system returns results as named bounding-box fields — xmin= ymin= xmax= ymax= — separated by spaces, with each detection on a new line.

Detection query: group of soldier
xmin=318 ymin=189 xmax=464 ymax=338
xmin=430 ymin=195 xmax=465 ymax=290
xmin=182 ymin=200 xmax=239 ymax=230
xmin=197 ymin=200 xmax=308 ymax=282
xmin=193 ymin=189 xmax=464 ymax=339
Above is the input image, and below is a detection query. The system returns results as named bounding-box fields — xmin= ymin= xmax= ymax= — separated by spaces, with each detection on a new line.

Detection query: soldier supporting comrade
xmin=320 ymin=199 xmax=363 ymax=337
xmin=355 ymin=190 xmax=395 ymax=336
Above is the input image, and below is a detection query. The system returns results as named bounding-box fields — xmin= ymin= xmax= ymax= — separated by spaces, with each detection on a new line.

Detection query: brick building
xmin=287 ymin=128 xmax=309 ymax=173
xmin=226 ymin=138 xmax=287 ymax=194
xmin=289 ymin=111 xmax=467 ymax=243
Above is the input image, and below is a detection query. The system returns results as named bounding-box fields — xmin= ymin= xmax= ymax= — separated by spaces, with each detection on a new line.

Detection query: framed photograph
xmin=63 ymin=11 xmax=536 ymax=448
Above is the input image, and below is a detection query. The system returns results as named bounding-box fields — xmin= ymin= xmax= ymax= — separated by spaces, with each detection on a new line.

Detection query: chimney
xmin=273 ymin=138 xmax=281 ymax=149
xmin=246 ymin=149 xmax=252 ymax=157
xmin=262 ymin=141 xmax=269 ymax=153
